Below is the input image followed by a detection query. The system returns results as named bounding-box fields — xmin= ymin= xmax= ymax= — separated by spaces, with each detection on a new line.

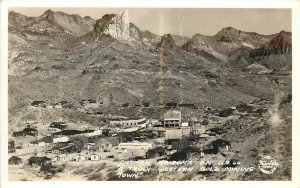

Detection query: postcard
xmin=1 ymin=0 xmax=299 ymax=187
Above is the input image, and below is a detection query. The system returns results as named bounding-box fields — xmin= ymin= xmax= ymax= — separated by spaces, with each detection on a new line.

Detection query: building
xmin=23 ymin=127 xmax=38 ymax=137
xmin=206 ymin=139 xmax=231 ymax=153
xmin=52 ymin=143 xmax=77 ymax=154
xmin=118 ymin=142 xmax=152 ymax=150
xmin=53 ymin=136 xmax=69 ymax=144
xmin=110 ymin=118 xmax=147 ymax=128
xmin=89 ymin=153 xmax=100 ymax=161
xmin=181 ymin=122 xmax=189 ymax=127
xmin=52 ymin=155 xmax=67 ymax=163
xmin=8 ymin=140 xmax=15 ymax=153
xmin=178 ymin=103 xmax=196 ymax=109
xmin=73 ymin=154 xmax=86 ymax=162
xmin=50 ymin=122 xmax=67 ymax=130
xmin=28 ymin=156 xmax=51 ymax=166
xmin=31 ymin=101 xmax=45 ymax=107
xmin=13 ymin=131 xmax=24 ymax=137
xmin=168 ymin=147 xmax=200 ymax=161
xmin=84 ymin=130 xmax=102 ymax=138
xmin=146 ymin=147 xmax=165 ymax=159
xmin=163 ymin=110 xmax=181 ymax=127
xmin=9 ymin=156 xmax=22 ymax=165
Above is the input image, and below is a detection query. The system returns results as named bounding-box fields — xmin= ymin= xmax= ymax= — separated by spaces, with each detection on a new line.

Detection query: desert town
xmin=8 ymin=92 xmax=291 ymax=180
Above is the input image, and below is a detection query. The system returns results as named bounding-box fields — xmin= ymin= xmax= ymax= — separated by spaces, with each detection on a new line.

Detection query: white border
xmin=1 ymin=0 xmax=300 ymax=188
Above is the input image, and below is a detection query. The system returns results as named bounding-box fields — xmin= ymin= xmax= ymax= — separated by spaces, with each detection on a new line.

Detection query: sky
xmin=9 ymin=8 xmax=291 ymax=37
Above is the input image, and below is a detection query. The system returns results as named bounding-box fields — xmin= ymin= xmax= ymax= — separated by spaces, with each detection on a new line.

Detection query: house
xmin=84 ymin=143 xmax=96 ymax=151
xmin=168 ymin=147 xmax=200 ymax=161
xmin=31 ymin=101 xmax=45 ymax=107
xmin=29 ymin=140 xmax=48 ymax=147
xmin=163 ymin=110 xmax=181 ymax=127
xmin=40 ymin=163 xmax=65 ymax=175
xmin=182 ymin=147 xmax=201 ymax=160
xmin=178 ymin=103 xmax=196 ymax=109
xmin=52 ymin=156 xmax=61 ymax=162
xmin=165 ymin=102 xmax=178 ymax=108
xmin=52 ymin=155 xmax=68 ymax=163
xmin=23 ymin=126 xmax=38 ymax=137
xmin=84 ymin=130 xmax=102 ymax=138
xmin=110 ymin=118 xmax=147 ymax=128
xmin=52 ymin=130 xmax=84 ymax=136
xmin=28 ymin=156 xmax=51 ymax=166
xmin=73 ymin=154 xmax=86 ymax=162
xmin=8 ymin=140 xmax=15 ymax=153
xmin=208 ymin=127 xmax=225 ymax=135
xmin=9 ymin=156 xmax=22 ymax=165
xmin=88 ymin=99 xmax=97 ymax=103
xmin=52 ymin=143 xmax=77 ymax=154
xmin=101 ymin=129 xmax=111 ymax=136
xmin=53 ymin=136 xmax=69 ymax=143
xmin=13 ymin=131 xmax=24 ymax=137
xmin=89 ymin=153 xmax=100 ymax=161
xmin=181 ymin=122 xmax=189 ymax=127
xmin=208 ymin=139 xmax=231 ymax=153
xmin=50 ymin=122 xmax=67 ymax=130
xmin=118 ymin=142 xmax=152 ymax=150
xmin=146 ymin=147 xmax=165 ymax=159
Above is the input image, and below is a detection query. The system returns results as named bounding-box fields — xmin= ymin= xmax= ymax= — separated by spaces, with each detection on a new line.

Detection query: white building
xmin=84 ymin=130 xmax=102 ymax=137
xmin=118 ymin=142 xmax=152 ymax=150
xmin=53 ymin=136 xmax=69 ymax=144
xmin=73 ymin=154 xmax=85 ymax=162
xmin=110 ymin=118 xmax=147 ymax=127
xmin=163 ymin=110 xmax=181 ymax=127
xmin=90 ymin=153 xmax=100 ymax=161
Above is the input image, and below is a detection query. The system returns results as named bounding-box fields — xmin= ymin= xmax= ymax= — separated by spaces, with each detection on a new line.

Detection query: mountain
xmin=9 ymin=9 xmax=95 ymax=37
xmin=249 ymin=30 xmax=292 ymax=57
xmin=8 ymin=10 xmax=292 ymax=122
xmin=92 ymin=10 xmax=142 ymax=41
xmin=182 ymin=27 xmax=277 ymax=62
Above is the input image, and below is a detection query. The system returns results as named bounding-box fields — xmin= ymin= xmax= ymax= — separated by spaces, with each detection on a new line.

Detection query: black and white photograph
xmin=1 ymin=0 xmax=300 ymax=186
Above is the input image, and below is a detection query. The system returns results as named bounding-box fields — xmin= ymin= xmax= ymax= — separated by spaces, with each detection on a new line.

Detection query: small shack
xmin=89 ymin=153 xmax=100 ymax=161
xmin=73 ymin=154 xmax=86 ymax=162
xmin=9 ymin=156 xmax=22 ymax=165
xmin=28 ymin=156 xmax=51 ymax=166
xmin=23 ymin=127 xmax=38 ymax=137
xmin=8 ymin=140 xmax=15 ymax=153
xmin=146 ymin=147 xmax=165 ymax=159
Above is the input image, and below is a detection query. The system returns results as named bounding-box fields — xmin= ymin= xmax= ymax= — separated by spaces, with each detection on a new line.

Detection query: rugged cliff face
xmin=250 ymin=31 xmax=292 ymax=57
xmin=93 ymin=10 xmax=142 ymax=41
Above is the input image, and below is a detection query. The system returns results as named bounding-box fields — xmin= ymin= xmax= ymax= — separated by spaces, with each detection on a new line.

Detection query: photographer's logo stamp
xmin=258 ymin=156 xmax=279 ymax=174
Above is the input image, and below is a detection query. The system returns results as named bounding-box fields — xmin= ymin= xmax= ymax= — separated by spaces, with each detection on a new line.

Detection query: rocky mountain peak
xmin=249 ymin=31 xmax=292 ymax=58
xmin=94 ymin=10 xmax=131 ymax=40
xmin=217 ymin=26 xmax=240 ymax=35
xmin=266 ymin=31 xmax=291 ymax=50
xmin=37 ymin=9 xmax=96 ymax=36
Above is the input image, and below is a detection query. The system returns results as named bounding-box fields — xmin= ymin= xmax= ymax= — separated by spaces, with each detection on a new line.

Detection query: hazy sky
xmin=10 ymin=8 xmax=291 ymax=37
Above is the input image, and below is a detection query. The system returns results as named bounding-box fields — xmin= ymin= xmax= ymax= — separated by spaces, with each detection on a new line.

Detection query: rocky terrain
xmin=8 ymin=9 xmax=292 ymax=181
